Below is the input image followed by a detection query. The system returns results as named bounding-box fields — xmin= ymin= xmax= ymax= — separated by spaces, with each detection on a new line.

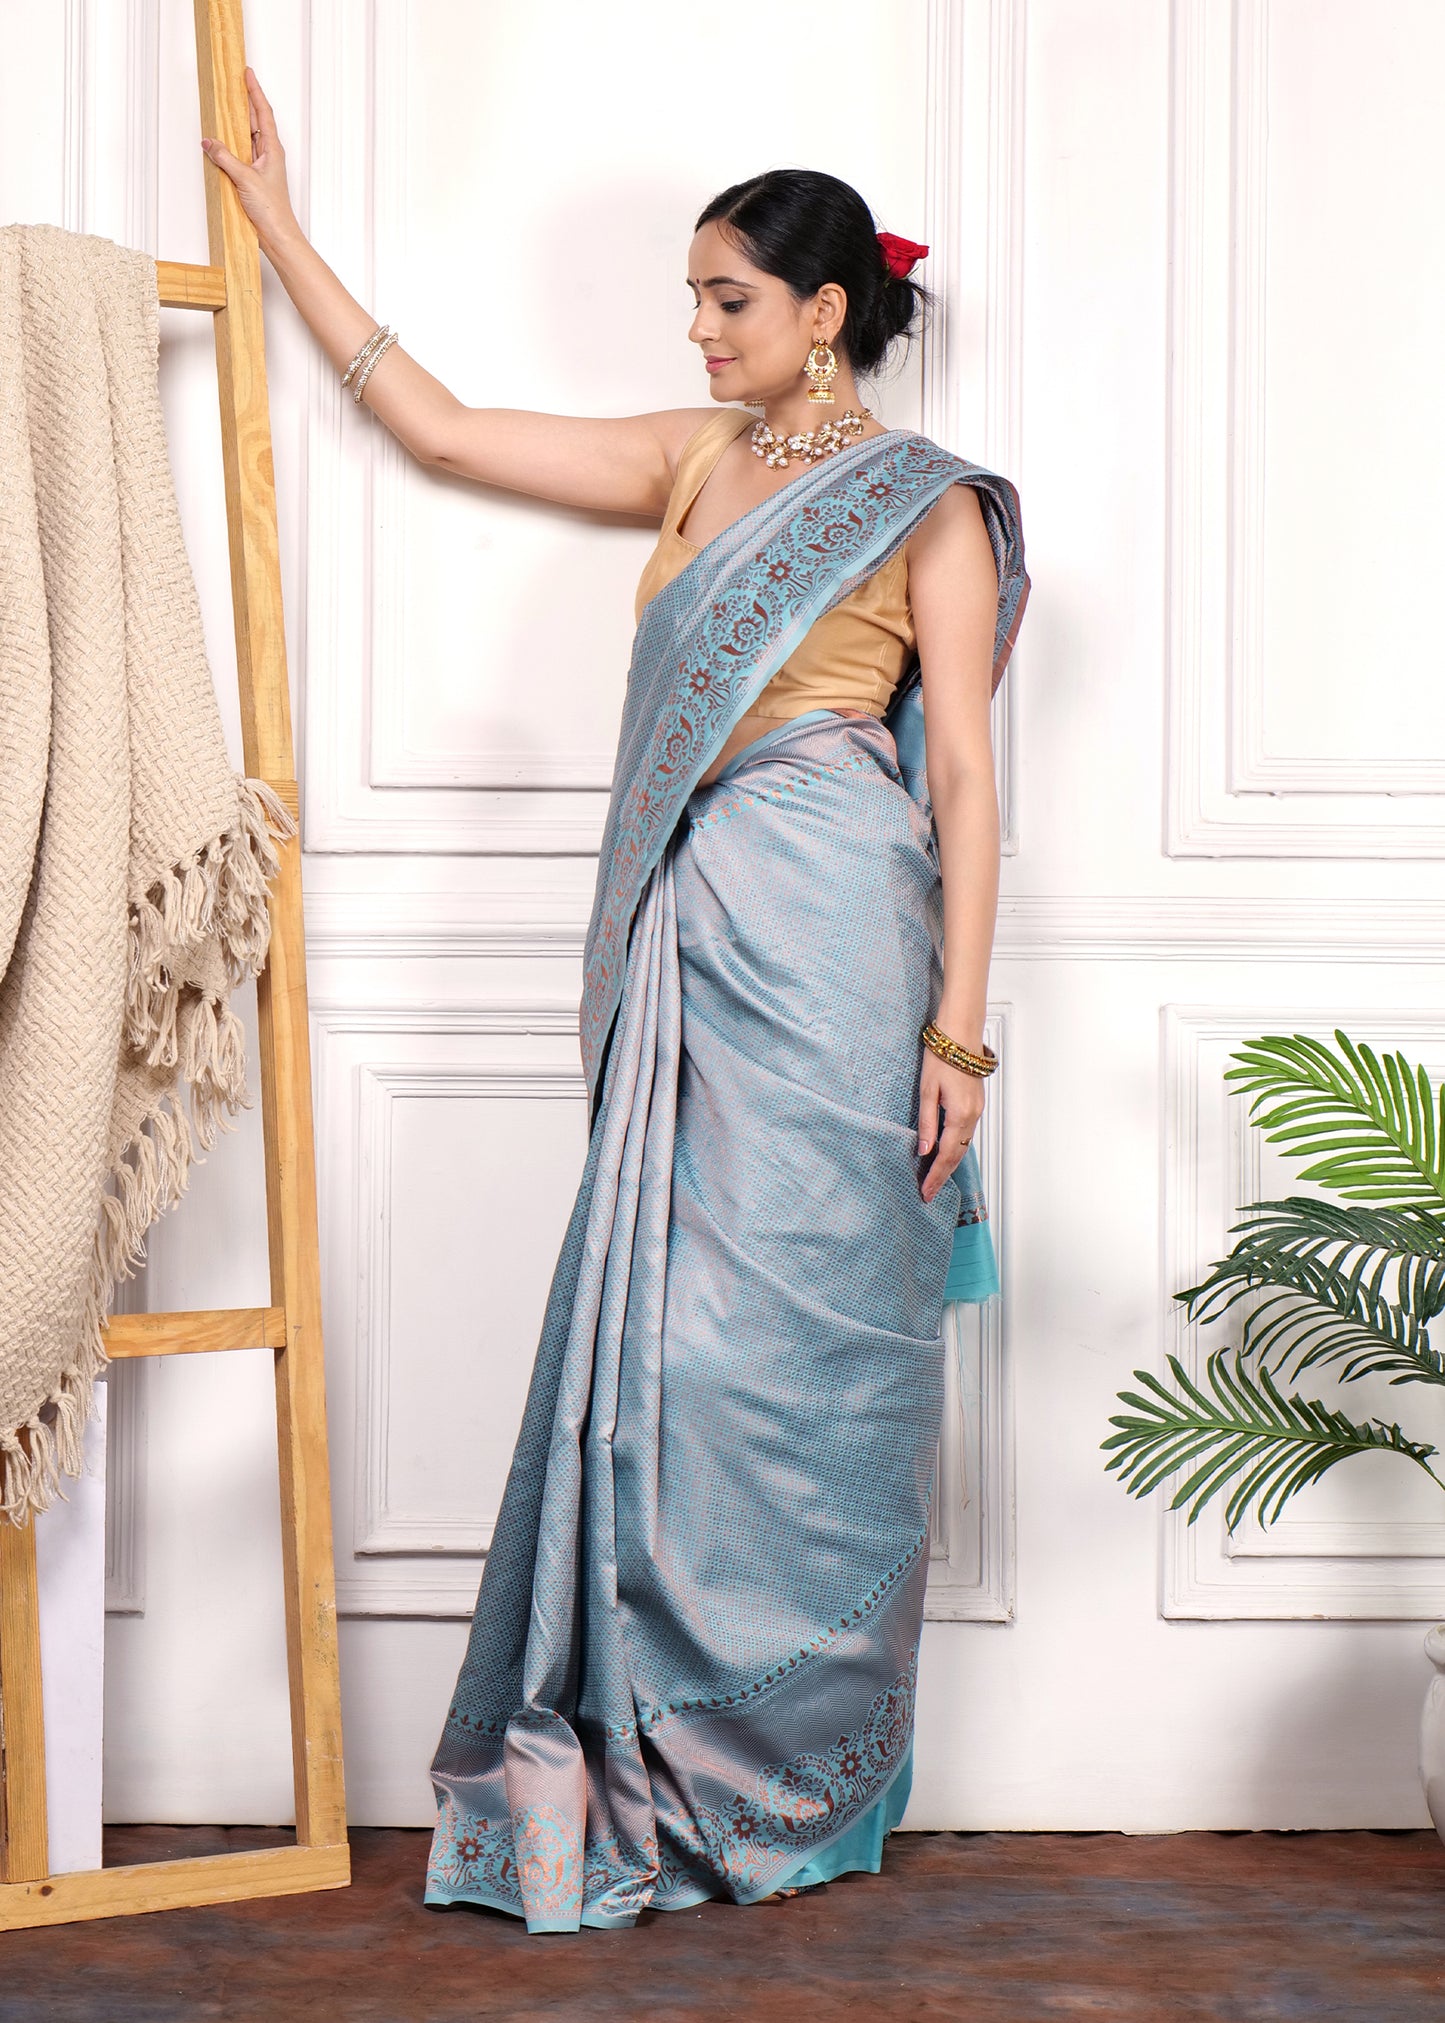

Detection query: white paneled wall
xmin=5 ymin=0 xmax=1443 ymax=1833
xmin=314 ymin=1000 xmax=588 ymax=1613
xmin=1167 ymin=0 xmax=1445 ymax=854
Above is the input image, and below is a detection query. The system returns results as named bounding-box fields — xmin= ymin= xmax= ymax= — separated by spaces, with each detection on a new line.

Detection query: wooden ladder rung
xmin=156 ymin=259 xmax=226 ymax=310
xmin=0 ymin=1842 xmax=350 ymax=1930
xmin=100 ymin=1308 xmax=287 ymax=1358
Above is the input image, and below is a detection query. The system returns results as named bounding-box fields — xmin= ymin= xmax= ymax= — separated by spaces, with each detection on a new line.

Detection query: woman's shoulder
xmin=906 ymin=477 xmax=987 ymax=549
xmin=652 ymin=405 xmax=752 ymax=473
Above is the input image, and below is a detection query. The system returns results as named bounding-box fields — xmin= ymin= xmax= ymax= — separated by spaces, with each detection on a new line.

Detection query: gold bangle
xmin=921 ymin=1021 xmax=997 ymax=1078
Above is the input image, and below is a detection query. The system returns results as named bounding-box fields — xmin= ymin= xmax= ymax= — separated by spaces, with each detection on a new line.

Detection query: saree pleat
xmin=427 ymin=433 xmax=1028 ymax=1932
xmin=430 ymin=715 xmax=971 ymax=1928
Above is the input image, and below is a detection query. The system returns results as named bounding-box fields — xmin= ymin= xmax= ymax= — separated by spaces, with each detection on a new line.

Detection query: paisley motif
xmin=658 ymin=1661 xmax=917 ymax=1900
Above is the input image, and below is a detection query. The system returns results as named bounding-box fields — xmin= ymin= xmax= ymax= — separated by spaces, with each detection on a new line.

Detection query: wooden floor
xmin=5 ymin=1824 xmax=1444 ymax=2021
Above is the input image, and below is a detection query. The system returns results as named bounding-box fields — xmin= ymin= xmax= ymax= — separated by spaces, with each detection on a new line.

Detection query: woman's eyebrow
xmin=686 ymin=276 xmax=757 ymax=290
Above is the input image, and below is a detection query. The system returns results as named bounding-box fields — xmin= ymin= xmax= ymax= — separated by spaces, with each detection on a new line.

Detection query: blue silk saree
xmin=426 ymin=428 xmax=1028 ymax=1930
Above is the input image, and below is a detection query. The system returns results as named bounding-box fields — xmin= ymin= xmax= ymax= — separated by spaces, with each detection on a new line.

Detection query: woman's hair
xmin=694 ymin=168 xmax=930 ymax=379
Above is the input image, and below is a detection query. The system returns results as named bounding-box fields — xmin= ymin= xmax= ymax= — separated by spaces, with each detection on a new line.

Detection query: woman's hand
xmin=917 ymin=1053 xmax=985 ymax=1205
xmin=199 ymin=67 xmax=298 ymax=251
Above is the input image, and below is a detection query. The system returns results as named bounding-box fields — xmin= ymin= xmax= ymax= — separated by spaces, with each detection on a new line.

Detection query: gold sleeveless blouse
xmin=634 ymin=410 xmax=916 ymax=783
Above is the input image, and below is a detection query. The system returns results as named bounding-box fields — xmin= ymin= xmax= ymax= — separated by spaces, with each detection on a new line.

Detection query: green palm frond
xmin=1176 ymin=1220 xmax=1445 ymax=1389
xmin=1224 ymin=1032 xmax=1445 ymax=1205
xmin=1102 ymin=1351 xmax=1442 ymax=1530
xmin=1224 ymin=1197 xmax=1445 ymax=1276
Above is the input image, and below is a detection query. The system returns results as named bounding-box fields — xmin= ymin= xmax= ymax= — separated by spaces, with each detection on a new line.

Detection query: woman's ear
xmin=813 ymin=281 xmax=848 ymax=343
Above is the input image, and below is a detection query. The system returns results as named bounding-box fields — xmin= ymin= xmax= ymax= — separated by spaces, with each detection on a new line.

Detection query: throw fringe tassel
xmin=1 ymin=775 xmax=296 ymax=1525
xmin=124 ymin=776 xmax=296 ymax=1063
xmin=0 ymin=1092 xmax=192 ymax=1524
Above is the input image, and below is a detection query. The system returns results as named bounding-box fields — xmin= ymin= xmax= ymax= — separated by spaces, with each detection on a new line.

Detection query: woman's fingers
xmin=916 ymin=1057 xmax=984 ymax=1201
xmin=245 ymin=67 xmax=281 ymax=150
xmin=200 ymin=76 xmax=295 ymax=244
xmin=199 ymin=135 xmax=249 ymax=183
xmin=918 ymin=1054 xmax=949 ymax=1157
xmin=924 ymin=1116 xmax=971 ymax=1199
xmin=917 ymin=1082 xmax=938 ymax=1157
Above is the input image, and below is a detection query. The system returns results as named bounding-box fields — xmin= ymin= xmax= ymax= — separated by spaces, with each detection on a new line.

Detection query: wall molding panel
xmin=993 ymin=896 xmax=1445 ymax=963
xmin=304 ymin=884 xmax=592 ymax=960
xmin=302 ymin=0 xmax=614 ymax=855
xmin=1161 ymin=1004 xmax=1445 ymax=1619
xmin=354 ymin=3 xmax=617 ymax=802
xmin=353 ymin=1058 xmax=584 ymax=1560
xmin=304 ymin=886 xmax=1445 ymax=964
xmin=928 ymin=1009 xmax=1015 ymax=1623
xmin=1166 ymin=0 xmax=1445 ymax=856
xmin=63 ymin=0 xmax=159 ymax=249
xmin=101 ymin=1356 xmax=146 ymax=1617
xmin=923 ymin=0 xmax=1026 ymax=856
xmin=312 ymin=996 xmax=588 ymax=1616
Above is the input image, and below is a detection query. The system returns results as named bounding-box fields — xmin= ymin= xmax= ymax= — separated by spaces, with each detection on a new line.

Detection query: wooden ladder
xmin=0 ymin=0 xmax=349 ymax=1927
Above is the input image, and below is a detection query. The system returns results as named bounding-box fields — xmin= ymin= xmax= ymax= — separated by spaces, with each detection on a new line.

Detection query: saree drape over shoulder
xmin=427 ymin=428 xmax=1028 ymax=1931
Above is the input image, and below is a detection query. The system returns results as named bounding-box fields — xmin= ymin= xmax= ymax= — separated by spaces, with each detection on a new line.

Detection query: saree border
xmin=581 ymin=431 xmax=1029 ymax=1105
xmin=425 ymin=1648 xmax=922 ymax=1929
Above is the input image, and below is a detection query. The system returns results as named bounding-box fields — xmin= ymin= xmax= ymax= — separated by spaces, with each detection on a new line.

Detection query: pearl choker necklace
xmin=749 ymin=407 xmax=874 ymax=470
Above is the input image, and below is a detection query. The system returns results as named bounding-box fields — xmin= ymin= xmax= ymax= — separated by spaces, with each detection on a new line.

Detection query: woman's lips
xmin=704 ymin=357 xmax=734 ymax=373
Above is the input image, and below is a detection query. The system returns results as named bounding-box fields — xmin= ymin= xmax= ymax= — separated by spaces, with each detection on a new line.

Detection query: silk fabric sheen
xmin=426 ymin=433 xmax=1028 ymax=1929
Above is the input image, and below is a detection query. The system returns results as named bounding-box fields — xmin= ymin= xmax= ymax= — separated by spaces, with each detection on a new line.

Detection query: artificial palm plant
xmin=1105 ymin=1030 xmax=1445 ymax=1530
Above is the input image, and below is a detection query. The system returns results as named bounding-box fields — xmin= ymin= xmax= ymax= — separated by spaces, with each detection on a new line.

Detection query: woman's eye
xmin=720 ymin=300 xmax=746 ymax=314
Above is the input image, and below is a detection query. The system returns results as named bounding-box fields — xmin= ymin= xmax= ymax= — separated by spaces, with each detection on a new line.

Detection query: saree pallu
xmin=427 ymin=432 xmax=1028 ymax=1931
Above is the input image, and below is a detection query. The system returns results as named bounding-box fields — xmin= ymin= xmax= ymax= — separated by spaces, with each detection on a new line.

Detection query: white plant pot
xmin=1421 ymin=1625 xmax=1445 ymax=1844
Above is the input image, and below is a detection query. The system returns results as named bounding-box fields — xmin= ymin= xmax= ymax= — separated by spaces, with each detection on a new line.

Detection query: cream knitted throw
xmin=0 ymin=223 xmax=296 ymax=1522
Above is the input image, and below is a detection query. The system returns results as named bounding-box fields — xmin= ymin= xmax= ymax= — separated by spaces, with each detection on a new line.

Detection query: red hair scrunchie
xmin=876 ymin=231 xmax=930 ymax=279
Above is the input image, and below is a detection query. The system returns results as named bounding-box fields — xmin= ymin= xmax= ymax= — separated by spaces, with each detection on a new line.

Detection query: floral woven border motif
xmin=427 ymin=1656 xmax=918 ymax=1925
xmin=579 ymin=432 xmax=1027 ymax=1102
xmin=669 ymin=1656 xmax=917 ymax=1899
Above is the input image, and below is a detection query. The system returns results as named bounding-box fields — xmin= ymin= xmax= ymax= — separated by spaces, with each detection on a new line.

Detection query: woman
xmin=205 ymin=71 xmax=1027 ymax=1932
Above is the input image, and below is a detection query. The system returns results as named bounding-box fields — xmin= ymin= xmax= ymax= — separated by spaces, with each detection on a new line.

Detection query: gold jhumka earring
xmin=805 ymin=340 xmax=838 ymax=404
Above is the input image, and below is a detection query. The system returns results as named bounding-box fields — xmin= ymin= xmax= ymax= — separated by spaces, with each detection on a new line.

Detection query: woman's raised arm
xmin=201 ymin=67 xmax=710 ymax=518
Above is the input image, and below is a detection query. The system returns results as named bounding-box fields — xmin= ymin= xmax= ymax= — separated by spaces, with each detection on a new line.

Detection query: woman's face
xmin=686 ymin=220 xmax=844 ymax=404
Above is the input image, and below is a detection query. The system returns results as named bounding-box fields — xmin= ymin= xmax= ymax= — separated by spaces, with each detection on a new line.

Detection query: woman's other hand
xmin=200 ymin=67 xmax=298 ymax=251
xmin=916 ymin=1053 xmax=984 ymax=1204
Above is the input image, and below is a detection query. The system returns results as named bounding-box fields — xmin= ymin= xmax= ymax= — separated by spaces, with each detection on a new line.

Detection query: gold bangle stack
xmin=921 ymin=1021 xmax=997 ymax=1079
xmin=341 ymin=324 xmax=399 ymax=403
